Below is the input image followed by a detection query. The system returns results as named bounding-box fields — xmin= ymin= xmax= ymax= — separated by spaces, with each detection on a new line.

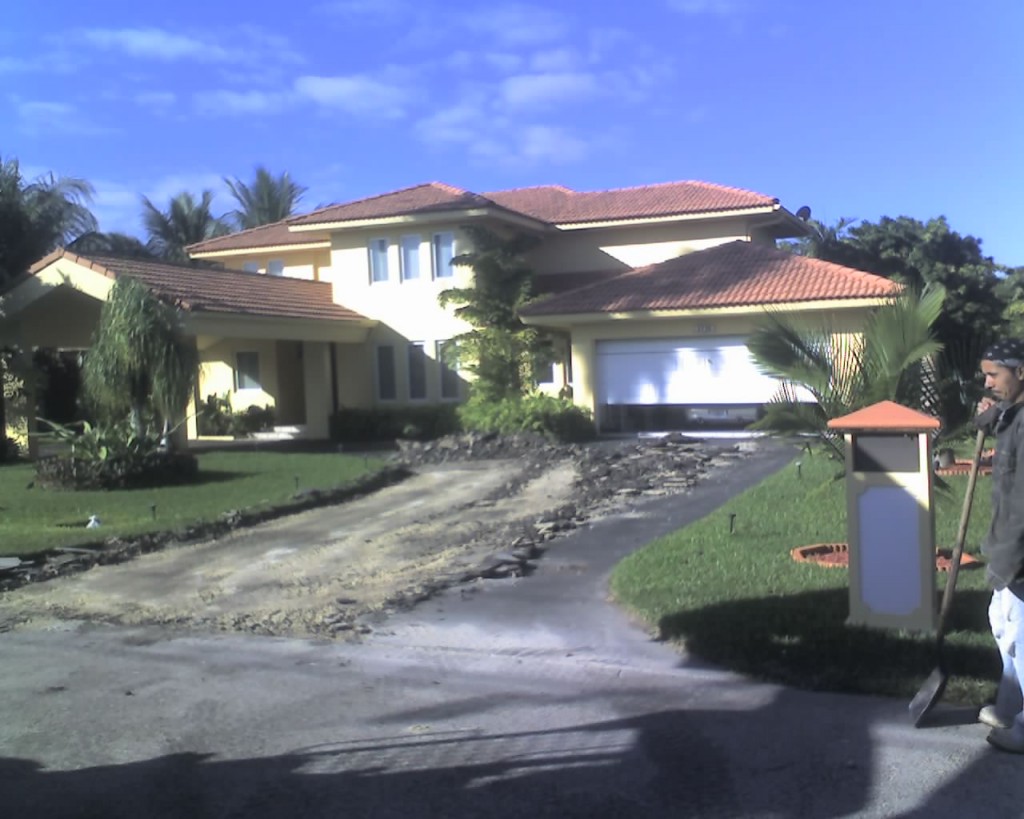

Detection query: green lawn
xmin=0 ymin=451 xmax=387 ymax=556
xmin=610 ymin=447 xmax=999 ymax=705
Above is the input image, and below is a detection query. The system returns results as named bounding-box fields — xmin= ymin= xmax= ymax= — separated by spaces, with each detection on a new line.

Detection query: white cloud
xmin=81 ymin=27 xmax=239 ymax=62
xmin=461 ymin=3 xmax=569 ymax=46
xmin=416 ymin=102 xmax=486 ymax=146
xmin=315 ymin=0 xmax=410 ymax=18
xmin=516 ymin=124 xmax=589 ymax=163
xmin=16 ymin=101 xmax=111 ymax=136
xmin=501 ymin=71 xmax=600 ymax=109
xmin=134 ymin=91 xmax=177 ymax=111
xmin=294 ymin=74 xmax=410 ymax=119
xmin=667 ymin=0 xmax=746 ymax=16
xmin=528 ymin=48 xmax=580 ymax=73
xmin=194 ymin=89 xmax=291 ymax=116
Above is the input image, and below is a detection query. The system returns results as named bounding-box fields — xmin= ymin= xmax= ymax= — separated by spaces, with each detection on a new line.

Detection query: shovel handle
xmin=935 ymin=428 xmax=987 ymax=634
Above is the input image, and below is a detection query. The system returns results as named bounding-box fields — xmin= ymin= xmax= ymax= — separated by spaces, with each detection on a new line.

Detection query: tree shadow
xmin=658 ymin=588 xmax=1000 ymax=700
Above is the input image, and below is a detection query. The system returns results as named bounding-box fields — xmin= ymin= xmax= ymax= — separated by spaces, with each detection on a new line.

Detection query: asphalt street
xmin=2 ymin=440 xmax=1021 ymax=818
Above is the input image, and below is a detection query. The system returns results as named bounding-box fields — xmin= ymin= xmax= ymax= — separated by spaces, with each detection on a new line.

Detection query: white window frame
xmin=376 ymin=344 xmax=397 ymax=401
xmin=408 ymin=342 xmax=427 ymax=401
xmin=267 ymin=259 xmax=285 ymax=276
xmin=436 ymin=340 xmax=460 ymax=401
xmin=432 ymin=232 xmax=455 ymax=279
xmin=369 ymin=238 xmax=390 ymax=283
xmin=400 ymin=234 xmax=421 ymax=282
xmin=235 ymin=351 xmax=261 ymax=391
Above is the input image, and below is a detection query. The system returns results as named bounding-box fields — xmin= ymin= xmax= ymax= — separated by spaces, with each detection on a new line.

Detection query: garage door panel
xmin=597 ymin=337 xmax=784 ymax=406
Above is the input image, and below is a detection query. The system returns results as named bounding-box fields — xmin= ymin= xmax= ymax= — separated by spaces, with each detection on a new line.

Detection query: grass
xmin=610 ymin=446 xmax=1000 ymax=705
xmin=0 ymin=451 xmax=387 ymax=557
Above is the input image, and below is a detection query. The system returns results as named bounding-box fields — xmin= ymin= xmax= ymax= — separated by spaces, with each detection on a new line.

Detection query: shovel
xmin=908 ymin=427 xmax=987 ymax=727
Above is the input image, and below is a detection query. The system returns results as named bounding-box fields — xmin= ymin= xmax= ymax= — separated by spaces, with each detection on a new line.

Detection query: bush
xmin=197 ymin=394 xmax=274 ymax=437
xmin=33 ymin=418 xmax=198 ymax=490
xmin=0 ymin=436 xmax=19 ymax=464
xmin=457 ymin=394 xmax=596 ymax=443
xmin=330 ymin=405 xmax=461 ymax=443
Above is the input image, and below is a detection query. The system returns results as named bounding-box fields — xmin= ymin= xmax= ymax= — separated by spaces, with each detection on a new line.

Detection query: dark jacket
xmin=982 ymin=401 xmax=1024 ymax=590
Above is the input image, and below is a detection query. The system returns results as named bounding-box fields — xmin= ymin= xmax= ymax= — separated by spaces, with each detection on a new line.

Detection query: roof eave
xmin=288 ymin=207 xmax=550 ymax=233
xmin=189 ymin=240 xmax=332 ymax=260
xmin=551 ymin=205 xmax=779 ymax=231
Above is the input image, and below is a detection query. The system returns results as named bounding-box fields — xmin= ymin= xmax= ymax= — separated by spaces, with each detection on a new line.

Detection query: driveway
xmin=1 ymin=439 xmax=1020 ymax=817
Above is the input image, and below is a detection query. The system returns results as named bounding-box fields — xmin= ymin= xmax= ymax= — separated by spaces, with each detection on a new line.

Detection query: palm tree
xmin=223 ymin=167 xmax=307 ymax=230
xmin=748 ymin=283 xmax=947 ymax=460
xmin=141 ymin=190 xmax=229 ymax=263
xmin=67 ymin=231 xmax=158 ymax=260
xmin=81 ymin=277 xmax=198 ymax=444
xmin=0 ymin=155 xmax=98 ymax=285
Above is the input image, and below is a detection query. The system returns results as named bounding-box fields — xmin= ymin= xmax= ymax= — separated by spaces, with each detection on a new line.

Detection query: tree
xmin=437 ymin=226 xmax=551 ymax=402
xmin=67 ymin=231 xmax=158 ymax=260
xmin=141 ymin=190 xmax=229 ymax=263
xmin=0 ymin=155 xmax=97 ymax=286
xmin=224 ymin=166 xmax=307 ymax=230
xmin=81 ymin=277 xmax=198 ymax=444
xmin=748 ymin=284 xmax=946 ymax=459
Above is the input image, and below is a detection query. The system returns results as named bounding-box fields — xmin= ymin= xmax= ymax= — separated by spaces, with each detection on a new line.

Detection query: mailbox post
xmin=827 ymin=400 xmax=940 ymax=631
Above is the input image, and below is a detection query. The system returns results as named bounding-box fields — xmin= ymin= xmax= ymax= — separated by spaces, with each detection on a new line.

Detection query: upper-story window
xmin=432 ymin=232 xmax=454 ymax=279
xmin=267 ymin=259 xmax=285 ymax=276
xmin=369 ymin=238 xmax=390 ymax=283
xmin=400 ymin=234 xmax=421 ymax=281
xmin=242 ymin=261 xmax=260 ymax=273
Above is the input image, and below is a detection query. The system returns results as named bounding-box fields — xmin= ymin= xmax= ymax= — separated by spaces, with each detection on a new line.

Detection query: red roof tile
xmin=828 ymin=400 xmax=941 ymax=431
xmin=485 ymin=181 xmax=777 ymax=224
xmin=31 ymin=251 xmax=367 ymax=323
xmin=287 ymin=182 xmax=504 ymax=227
xmin=519 ymin=241 xmax=901 ymax=316
xmin=188 ymin=220 xmax=327 ymax=254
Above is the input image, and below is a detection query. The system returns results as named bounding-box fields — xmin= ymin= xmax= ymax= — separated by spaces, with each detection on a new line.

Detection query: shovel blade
xmin=909 ymin=666 xmax=947 ymax=727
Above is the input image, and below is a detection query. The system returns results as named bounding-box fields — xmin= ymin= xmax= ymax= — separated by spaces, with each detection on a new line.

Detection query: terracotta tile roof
xmin=30 ymin=250 xmax=368 ymax=323
xmin=519 ymin=241 xmax=901 ymax=316
xmin=828 ymin=400 xmax=941 ymax=431
xmin=485 ymin=181 xmax=777 ymax=224
xmin=188 ymin=220 xmax=327 ymax=254
xmin=287 ymin=182 xmax=505 ymax=227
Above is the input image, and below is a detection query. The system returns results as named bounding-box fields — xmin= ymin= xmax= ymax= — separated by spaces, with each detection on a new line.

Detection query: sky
xmin=3 ymin=0 xmax=1023 ymax=266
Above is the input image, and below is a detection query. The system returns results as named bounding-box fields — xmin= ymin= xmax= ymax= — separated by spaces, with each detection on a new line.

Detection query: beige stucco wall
xmin=526 ymin=216 xmax=760 ymax=274
xmin=227 ymin=247 xmax=329 ymax=281
xmin=198 ymin=338 xmax=279 ymax=412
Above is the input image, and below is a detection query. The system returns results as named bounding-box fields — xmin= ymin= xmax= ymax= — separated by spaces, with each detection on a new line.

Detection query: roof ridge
xmin=487 ymin=184 xmax=576 ymax=194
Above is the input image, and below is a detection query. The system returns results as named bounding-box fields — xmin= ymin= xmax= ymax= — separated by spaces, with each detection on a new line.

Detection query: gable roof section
xmin=188 ymin=220 xmax=329 ymax=255
xmin=485 ymin=181 xmax=777 ymax=225
xmin=287 ymin=182 xmax=509 ymax=228
xmin=519 ymin=241 xmax=901 ymax=316
xmin=24 ymin=250 xmax=368 ymax=323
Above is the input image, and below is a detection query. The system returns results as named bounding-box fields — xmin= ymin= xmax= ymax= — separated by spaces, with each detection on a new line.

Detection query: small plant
xmin=458 ymin=393 xmax=595 ymax=442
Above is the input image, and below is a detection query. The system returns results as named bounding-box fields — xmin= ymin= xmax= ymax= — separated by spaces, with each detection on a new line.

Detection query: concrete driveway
xmin=1 ymin=440 xmax=1019 ymax=818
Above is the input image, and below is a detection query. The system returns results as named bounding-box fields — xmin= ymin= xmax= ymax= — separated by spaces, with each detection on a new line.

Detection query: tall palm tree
xmin=140 ymin=190 xmax=229 ymax=263
xmin=0 ymin=155 xmax=98 ymax=284
xmin=748 ymin=283 xmax=947 ymax=459
xmin=223 ymin=167 xmax=307 ymax=230
xmin=67 ymin=231 xmax=158 ymax=260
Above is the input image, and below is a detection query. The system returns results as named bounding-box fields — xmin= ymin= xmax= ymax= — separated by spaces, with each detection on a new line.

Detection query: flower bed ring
xmin=791 ymin=543 xmax=980 ymax=572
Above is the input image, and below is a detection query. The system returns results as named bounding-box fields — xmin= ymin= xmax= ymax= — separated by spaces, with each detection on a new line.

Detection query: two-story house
xmin=0 ymin=179 xmax=899 ymax=450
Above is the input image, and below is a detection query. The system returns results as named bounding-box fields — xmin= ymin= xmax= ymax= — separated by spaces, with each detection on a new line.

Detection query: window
xmin=235 ymin=352 xmax=261 ymax=391
xmin=267 ymin=259 xmax=285 ymax=276
xmin=432 ymin=232 xmax=454 ymax=279
xmin=437 ymin=340 xmax=460 ymax=400
xmin=242 ymin=261 xmax=260 ymax=273
xmin=400 ymin=234 xmax=421 ymax=281
xmin=408 ymin=342 xmax=427 ymax=400
xmin=369 ymin=238 xmax=390 ymax=283
xmin=376 ymin=345 xmax=396 ymax=401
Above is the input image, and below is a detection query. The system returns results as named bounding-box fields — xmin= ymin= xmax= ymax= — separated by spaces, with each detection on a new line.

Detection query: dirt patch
xmin=0 ymin=434 xmax=757 ymax=638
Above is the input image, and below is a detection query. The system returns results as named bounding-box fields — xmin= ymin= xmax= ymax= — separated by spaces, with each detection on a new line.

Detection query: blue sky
xmin=4 ymin=1 xmax=1022 ymax=266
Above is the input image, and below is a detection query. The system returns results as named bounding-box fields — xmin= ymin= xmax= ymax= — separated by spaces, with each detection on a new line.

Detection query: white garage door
xmin=596 ymin=337 xmax=783 ymax=406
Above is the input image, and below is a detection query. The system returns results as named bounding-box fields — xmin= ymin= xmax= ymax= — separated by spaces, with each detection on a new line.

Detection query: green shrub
xmin=33 ymin=418 xmax=198 ymax=489
xmin=457 ymin=394 xmax=595 ymax=443
xmin=330 ymin=405 xmax=461 ymax=443
xmin=196 ymin=394 xmax=274 ymax=437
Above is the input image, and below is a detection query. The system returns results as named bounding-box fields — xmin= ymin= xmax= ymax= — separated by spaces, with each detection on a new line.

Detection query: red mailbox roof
xmin=827 ymin=400 xmax=941 ymax=432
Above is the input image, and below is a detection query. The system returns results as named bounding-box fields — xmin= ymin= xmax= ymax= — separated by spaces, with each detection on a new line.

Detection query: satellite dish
xmin=795 ymin=205 xmax=812 ymax=221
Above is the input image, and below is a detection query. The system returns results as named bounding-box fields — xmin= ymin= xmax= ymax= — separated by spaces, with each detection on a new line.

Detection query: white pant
xmin=989 ymin=587 xmax=1024 ymax=728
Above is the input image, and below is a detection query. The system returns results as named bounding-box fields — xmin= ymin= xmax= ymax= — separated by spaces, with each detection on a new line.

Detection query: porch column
xmin=302 ymin=341 xmax=331 ymax=439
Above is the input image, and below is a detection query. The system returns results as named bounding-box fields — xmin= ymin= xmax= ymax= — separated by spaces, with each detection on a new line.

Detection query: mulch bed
xmin=791 ymin=542 xmax=981 ymax=571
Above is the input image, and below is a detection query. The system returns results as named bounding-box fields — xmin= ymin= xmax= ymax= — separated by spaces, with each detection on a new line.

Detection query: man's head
xmin=981 ymin=339 xmax=1024 ymax=405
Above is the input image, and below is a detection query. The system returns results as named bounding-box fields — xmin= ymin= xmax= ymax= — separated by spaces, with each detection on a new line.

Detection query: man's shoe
xmin=979 ymin=705 xmax=1014 ymax=730
xmin=987 ymin=726 xmax=1024 ymax=754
